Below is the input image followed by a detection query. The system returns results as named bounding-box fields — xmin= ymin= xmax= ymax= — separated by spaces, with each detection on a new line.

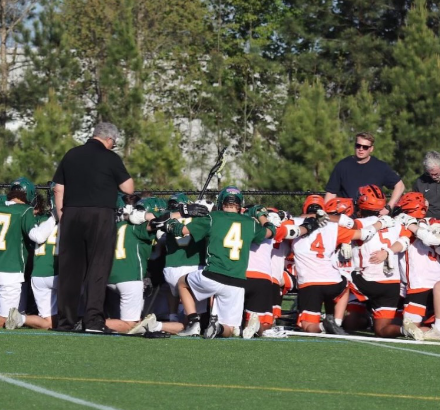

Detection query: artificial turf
xmin=1 ymin=329 xmax=440 ymax=410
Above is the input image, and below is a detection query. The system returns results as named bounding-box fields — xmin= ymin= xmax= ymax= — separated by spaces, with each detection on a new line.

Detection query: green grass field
xmin=1 ymin=329 xmax=440 ymax=410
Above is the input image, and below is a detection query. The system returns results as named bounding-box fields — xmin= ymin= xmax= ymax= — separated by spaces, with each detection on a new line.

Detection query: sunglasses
xmin=355 ymin=143 xmax=372 ymax=150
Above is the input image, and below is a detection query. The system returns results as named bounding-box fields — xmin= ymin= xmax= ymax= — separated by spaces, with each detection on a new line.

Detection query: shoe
xmin=128 ymin=314 xmax=157 ymax=335
xmin=423 ymin=326 xmax=440 ymax=341
xmin=243 ymin=313 xmax=260 ymax=339
xmin=262 ymin=328 xmax=288 ymax=338
xmin=177 ymin=321 xmax=201 ymax=337
xmin=403 ymin=318 xmax=424 ymax=341
xmin=203 ymin=315 xmax=221 ymax=339
xmin=322 ymin=314 xmax=348 ymax=335
xmin=232 ymin=326 xmax=241 ymax=337
xmin=5 ymin=308 xmax=24 ymax=330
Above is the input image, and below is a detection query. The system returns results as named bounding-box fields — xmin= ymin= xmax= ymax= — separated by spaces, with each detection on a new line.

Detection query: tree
xmin=7 ymin=89 xmax=78 ymax=184
xmin=277 ymin=80 xmax=346 ymax=191
xmin=381 ymin=0 xmax=440 ymax=185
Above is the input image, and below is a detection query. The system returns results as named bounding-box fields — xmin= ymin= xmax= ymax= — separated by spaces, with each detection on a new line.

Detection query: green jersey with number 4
xmin=187 ymin=211 xmax=267 ymax=280
xmin=33 ymin=214 xmax=58 ymax=277
xmin=0 ymin=202 xmax=36 ymax=274
xmin=109 ymin=221 xmax=155 ymax=284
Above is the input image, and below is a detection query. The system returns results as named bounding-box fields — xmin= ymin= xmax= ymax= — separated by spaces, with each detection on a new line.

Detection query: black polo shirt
xmin=53 ymin=138 xmax=131 ymax=208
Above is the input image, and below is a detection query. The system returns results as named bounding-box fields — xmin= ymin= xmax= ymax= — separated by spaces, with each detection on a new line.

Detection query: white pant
xmin=107 ymin=281 xmax=143 ymax=322
xmin=187 ymin=271 xmax=244 ymax=327
xmin=31 ymin=276 xmax=58 ymax=318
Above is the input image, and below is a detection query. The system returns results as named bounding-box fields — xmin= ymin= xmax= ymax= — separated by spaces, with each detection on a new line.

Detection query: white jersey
xmin=400 ymin=239 xmax=440 ymax=291
xmin=292 ymin=222 xmax=355 ymax=287
xmin=271 ymin=239 xmax=291 ymax=285
xmin=246 ymin=238 xmax=273 ymax=281
xmin=353 ymin=216 xmax=404 ymax=283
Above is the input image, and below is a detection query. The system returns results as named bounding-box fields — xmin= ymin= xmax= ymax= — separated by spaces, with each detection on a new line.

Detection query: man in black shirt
xmin=324 ymin=132 xmax=405 ymax=215
xmin=53 ymin=122 xmax=134 ymax=332
xmin=413 ymin=151 xmax=440 ymax=219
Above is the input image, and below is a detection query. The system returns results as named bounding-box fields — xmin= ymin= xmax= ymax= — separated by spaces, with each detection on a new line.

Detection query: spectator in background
xmin=53 ymin=122 xmax=134 ymax=332
xmin=324 ymin=132 xmax=405 ymax=215
xmin=413 ymin=151 xmax=440 ymax=219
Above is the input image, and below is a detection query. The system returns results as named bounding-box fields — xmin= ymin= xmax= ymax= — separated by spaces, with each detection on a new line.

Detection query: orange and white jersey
xmin=401 ymin=239 xmax=440 ymax=292
xmin=271 ymin=239 xmax=291 ymax=285
xmin=353 ymin=216 xmax=410 ymax=283
xmin=331 ymin=250 xmax=354 ymax=281
xmin=292 ymin=222 xmax=355 ymax=287
xmin=246 ymin=238 xmax=273 ymax=281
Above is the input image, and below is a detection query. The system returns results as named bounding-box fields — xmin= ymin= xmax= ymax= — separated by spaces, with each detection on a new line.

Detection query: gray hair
xmin=423 ymin=151 xmax=440 ymax=171
xmin=92 ymin=122 xmax=120 ymax=142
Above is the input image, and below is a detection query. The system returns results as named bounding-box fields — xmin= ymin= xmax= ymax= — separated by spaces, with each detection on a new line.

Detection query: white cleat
xmin=242 ymin=313 xmax=260 ymax=339
xmin=5 ymin=308 xmax=24 ymax=330
xmin=177 ymin=321 xmax=201 ymax=337
xmin=403 ymin=318 xmax=424 ymax=341
xmin=128 ymin=314 xmax=157 ymax=335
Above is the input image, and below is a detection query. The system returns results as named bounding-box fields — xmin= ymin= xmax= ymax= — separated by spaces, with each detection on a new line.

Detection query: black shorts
xmin=297 ymin=278 xmax=347 ymax=322
xmin=351 ymin=273 xmax=400 ymax=319
xmin=243 ymin=277 xmax=273 ymax=323
xmin=404 ymin=290 xmax=433 ymax=319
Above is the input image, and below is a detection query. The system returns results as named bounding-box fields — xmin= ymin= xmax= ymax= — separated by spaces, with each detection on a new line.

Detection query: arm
xmin=54 ymin=183 xmax=64 ymax=221
xmin=387 ymin=180 xmax=405 ymax=210
xmin=324 ymin=192 xmax=337 ymax=203
xmin=119 ymin=178 xmax=134 ymax=195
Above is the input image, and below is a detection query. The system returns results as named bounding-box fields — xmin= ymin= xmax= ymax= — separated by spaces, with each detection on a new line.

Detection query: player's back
xmin=0 ymin=202 xmax=34 ymax=273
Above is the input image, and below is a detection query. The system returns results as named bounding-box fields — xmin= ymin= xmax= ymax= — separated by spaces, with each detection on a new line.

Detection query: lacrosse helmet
xmin=395 ymin=192 xmax=427 ymax=218
xmin=356 ymin=185 xmax=386 ymax=211
xmin=325 ymin=197 xmax=354 ymax=216
xmin=10 ymin=177 xmax=36 ymax=204
xmin=217 ymin=186 xmax=243 ymax=210
xmin=137 ymin=197 xmax=166 ymax=217
xmin=302 ymin=195 xmax=325 ymax=214
xmin=167 ymin=192 xmax=190 ymax=211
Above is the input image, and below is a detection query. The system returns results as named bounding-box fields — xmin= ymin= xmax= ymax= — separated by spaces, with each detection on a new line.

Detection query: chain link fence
xmin=0 ymin=184 xmax=328 ymax=215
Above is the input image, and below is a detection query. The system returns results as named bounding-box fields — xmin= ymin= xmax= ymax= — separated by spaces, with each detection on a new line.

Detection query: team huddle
xmin=1 ymin=178 xmax=440 ymax=342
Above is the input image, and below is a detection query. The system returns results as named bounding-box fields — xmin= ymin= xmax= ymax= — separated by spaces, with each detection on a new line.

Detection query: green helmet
xmin=116 ymin=192 xmax=125 ymax=209
xmin=0 ymin=194 xmax=6 ymax=205
xmin=137 ymin=197 xmax=166 ymax=217
xmin=217 ymin=186 xmax=243 ymax=210
xmin=10 ymin=177 xmax=36 ymax=204
xmin=167 ymin=192 xmax=190 ymax=211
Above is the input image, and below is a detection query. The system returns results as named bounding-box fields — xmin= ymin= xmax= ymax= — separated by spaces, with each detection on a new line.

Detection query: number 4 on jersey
xmin=223 ymin=222 xmax=243 ymax=260
xmin=310 ymin=233 xmax=325 ymax=259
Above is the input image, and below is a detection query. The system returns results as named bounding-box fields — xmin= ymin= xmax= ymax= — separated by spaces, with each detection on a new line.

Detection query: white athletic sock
xmin=319 ymin=322 xmax=325 ymax=333
xmin=335 ymin=318 xmax=342 ymax=327
xmin=151 ymin=322 xmax=162 ymax=332
xmin=20 ymin=314 xmax=26 ymax=327
xmin=434 ymin=318 xmax=440 ymax=331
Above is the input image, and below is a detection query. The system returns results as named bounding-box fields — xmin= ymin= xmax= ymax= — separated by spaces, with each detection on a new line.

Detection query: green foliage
xmin=7 ymin=90 xmax=78 ymax=184
xmin=381 ymin=0 xmax=440 ymax=185
xmin=125 ymin=112 xmax=193 ymax=190
xmin=278 ymin=80 xmax=346 ymax=191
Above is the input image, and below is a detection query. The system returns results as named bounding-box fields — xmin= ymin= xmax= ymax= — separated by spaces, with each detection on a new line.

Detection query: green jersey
xmin=33 ymin=214 xmax=58 ymax=277
xmin=0 ymin=202 xmax=36 ymax=273
xmin=165 ymin=217 xmax=206 ymax=268
xmin=187 ymin=211 xmax=267 ymax=280
xmin=108 ymin=221 xmax=155 ymax=284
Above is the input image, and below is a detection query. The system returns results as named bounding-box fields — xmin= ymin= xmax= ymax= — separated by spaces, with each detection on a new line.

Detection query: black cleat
xmin=322 ymin=314 xmax=348 ymax=335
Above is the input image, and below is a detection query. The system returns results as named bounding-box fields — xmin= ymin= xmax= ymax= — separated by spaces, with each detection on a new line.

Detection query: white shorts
xmin=164 ymin=265 xmax=204 ymax=296
xmin=187 ymin=271 xmax=244 ymax=327
xmin=0 ymin=281 xmax=22 ymax=317
xmin=107 ymin=281 xmax=143 ymax=322
xmin=31 ymin=276 xmax=58 ymax=318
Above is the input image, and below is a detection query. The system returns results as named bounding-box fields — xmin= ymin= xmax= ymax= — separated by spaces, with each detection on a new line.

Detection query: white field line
xmin=286 ymin=330 xmax=440 ymax=346
xmin=0 ymin=374 xmax=123 ymax=410
xmin=348 ymin=340 xmax=440 ymax=358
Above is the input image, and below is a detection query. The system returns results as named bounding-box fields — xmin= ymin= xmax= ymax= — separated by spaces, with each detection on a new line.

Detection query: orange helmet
xmin=356 ymin=185 xmax=386 ymax=211
xmin=396 ymin=192 xmax=427 ymax=218
xmin=325 ymin=197 xmax=354 ymax=216
xmin=302 ymin=195 xmax=325 ymax=214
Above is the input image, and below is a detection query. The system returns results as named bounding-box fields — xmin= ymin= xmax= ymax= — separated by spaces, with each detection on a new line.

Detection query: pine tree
xmin=7 ymin=90 xmax=77 ymax=184
xmin=381 ymin=0 xmax=440 ymax=185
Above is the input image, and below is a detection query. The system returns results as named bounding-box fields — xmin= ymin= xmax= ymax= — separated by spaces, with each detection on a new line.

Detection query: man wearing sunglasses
xmin=325 ymin=132 xmax=404 ymax=215
xmin=413 ymin=151 xmax=440 ymax=218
